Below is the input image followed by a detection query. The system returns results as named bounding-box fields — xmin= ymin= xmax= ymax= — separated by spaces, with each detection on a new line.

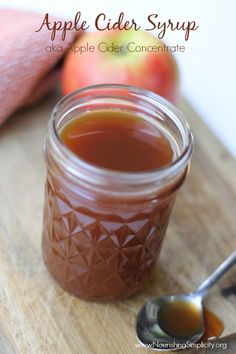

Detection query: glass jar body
xmin=42 ymin=84 xmax=193 ymax=302
xmin=42 ymin=172 xmax=179 ymax=301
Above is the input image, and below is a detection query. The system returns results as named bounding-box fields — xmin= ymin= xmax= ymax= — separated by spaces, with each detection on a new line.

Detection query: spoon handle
xmin=196 ymin=250 xmax=236 ymax=297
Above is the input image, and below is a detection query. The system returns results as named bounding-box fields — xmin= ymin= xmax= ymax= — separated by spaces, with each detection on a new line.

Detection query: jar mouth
xmin=47 ymin=84 xmax=193 ymax=189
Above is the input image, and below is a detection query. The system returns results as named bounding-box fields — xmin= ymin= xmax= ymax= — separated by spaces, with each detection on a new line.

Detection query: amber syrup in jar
xmin=42 ymin=85 xmax=193 ymax=301
xmin=60 ymin=110 xmax=174 ymax=171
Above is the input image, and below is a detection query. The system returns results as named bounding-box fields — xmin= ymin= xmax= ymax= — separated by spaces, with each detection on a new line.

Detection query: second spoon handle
xmin=196 ymin=251 xmax=236 ymax=297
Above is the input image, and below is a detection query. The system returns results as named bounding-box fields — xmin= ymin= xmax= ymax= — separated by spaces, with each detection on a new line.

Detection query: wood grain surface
xmin=0 ymin=94 xmax=235 ymax=354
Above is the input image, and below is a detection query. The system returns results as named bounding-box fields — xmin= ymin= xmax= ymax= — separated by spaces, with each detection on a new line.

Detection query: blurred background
xmin=0 ymin=0 xmax=235 ymax=157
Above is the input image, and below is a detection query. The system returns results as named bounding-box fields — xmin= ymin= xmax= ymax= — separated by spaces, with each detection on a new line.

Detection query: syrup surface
xmin=60 ymin=110 xmax=173 ymax=172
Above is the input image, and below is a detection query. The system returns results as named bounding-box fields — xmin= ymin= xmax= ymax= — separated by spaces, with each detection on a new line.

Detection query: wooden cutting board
xmin=0 ymin=94 xmax=235 ymax=354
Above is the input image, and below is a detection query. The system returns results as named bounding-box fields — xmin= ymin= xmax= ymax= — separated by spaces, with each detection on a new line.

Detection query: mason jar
xmin=42 ymin=84 xmax=193 ymax=302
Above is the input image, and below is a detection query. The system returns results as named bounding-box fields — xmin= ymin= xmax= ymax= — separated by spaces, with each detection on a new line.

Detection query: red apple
xmin=61 ymin=30 xmax=179 ymax=103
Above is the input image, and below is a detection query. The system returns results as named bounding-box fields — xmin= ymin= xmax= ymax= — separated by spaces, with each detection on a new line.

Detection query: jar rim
xmin=47 ymin=84 xmax=193 ymax=188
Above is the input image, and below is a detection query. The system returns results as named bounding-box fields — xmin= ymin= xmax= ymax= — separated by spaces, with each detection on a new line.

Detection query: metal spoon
xmin=136 ymin=251 xmax=236 ymax=351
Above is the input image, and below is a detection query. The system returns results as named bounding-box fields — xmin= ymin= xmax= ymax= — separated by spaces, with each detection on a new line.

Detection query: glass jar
xmin=42 ymin=84 xmax=193 ymax=302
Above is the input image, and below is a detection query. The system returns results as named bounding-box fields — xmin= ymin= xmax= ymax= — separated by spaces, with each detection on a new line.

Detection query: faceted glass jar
xmin=42 ymin=84 xmax=193 ymax=302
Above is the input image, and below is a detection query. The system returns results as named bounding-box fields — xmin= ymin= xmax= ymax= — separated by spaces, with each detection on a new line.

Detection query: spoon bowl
xmin=136 ymin=251 xmax=236 ymax=351
xmin=136 ymin=294 xmax=204 ymax=351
